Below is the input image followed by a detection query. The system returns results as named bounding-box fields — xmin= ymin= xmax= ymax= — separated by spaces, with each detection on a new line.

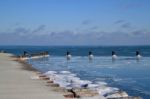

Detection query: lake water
xmin=1 ymin=46 xmax=150 ymax=99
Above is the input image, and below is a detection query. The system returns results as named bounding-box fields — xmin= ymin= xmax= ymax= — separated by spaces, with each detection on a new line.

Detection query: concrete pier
xmin=0 ymin=53 xmax=65 ymax=99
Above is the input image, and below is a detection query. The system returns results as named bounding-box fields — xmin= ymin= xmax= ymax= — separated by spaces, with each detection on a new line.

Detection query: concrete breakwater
xmin=0 ymin=53 xmax=65 ymax=99
xmin=20 ymin=51 xmax=49 ymax=60
xmin=0 ymin=52 xmax=143 ymax=99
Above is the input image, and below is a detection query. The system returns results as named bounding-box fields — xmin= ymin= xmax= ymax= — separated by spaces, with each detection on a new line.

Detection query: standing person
xmin=66 ymin=51 xmax=71 ymax=60
xmin=112 ymin=51 xmax=117 ymax=60
xmin=89 ymin=51 xmax=94 ymax=60
xmin=136 ymin=51 xmax=141 ymax=60
xmin=23 ymin=51 xmax=28 ymax=56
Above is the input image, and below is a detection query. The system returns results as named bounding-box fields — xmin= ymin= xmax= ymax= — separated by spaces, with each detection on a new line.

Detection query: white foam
xmin=55 ymin=80 xmax=71 ymax=87
xmin=88 ymin=84 xmax=99 ymax=88
xmin=68 ymin=73 xmax=77 ymax=77
xmin=21 ymin=57 xmax=30 ymax=60
xmin=97 ymin=87 xmax=119 ymax=96
xmin=31 ymin=55 xmax=49 ymax=59
xmin=78 ymin=80 xmax=92 ymax=85
xmin=68 ymin=77 xmax=80 ymax=83
xmin=46 ymin=71 xmax=94 ymax=89
xmin=106 ymin=91 xmax=128 ymax=98
xmin=43 ymin=70 xmax=124 ymax=97
xmin=60 ymin=71 xmax=71 ymax=74
xmin=48 ymin=73 xmax=57 ymax=81
xmin=45 ymin=71 xmax=94 ymax=89
xmin=44 ymin=71 xmax=57 ymax=75
xmin=96 ymin=81 xmax=107 ymax=86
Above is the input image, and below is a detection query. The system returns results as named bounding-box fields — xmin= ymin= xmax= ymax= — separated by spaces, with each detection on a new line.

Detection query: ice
xmin=97 ymin=87 xmax=119 ymax=96
xmin=60 ymin=71 xmax=71 ymax=74
xmin=44 ymin=71 xmax=57 ymax=75
xmin=96 ymin=81 xmax=107 ymax=86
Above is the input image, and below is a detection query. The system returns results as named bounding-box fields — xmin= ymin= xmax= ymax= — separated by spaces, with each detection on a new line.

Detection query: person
xmin=89 ymin=51 xmax=94 ymax=60
xmin=23 ymin=51 xmax=29 ymax=57
xmin=112 ymin=51 xmax=117 ymax=60
xmin=66 ymin=51 xmax=71 ymax=60
xmin=136 ymin=51 xmax=141 ymax=60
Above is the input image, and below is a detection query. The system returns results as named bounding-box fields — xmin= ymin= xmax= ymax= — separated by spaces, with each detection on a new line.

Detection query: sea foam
xmin=44 ymin=70 xmax=126 ymax=97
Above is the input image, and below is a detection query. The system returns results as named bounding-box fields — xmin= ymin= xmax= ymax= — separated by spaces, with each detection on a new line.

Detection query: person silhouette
xmin=112 ymin=51 xmax=117 ymax=61
xmin=66 ymin=51 xmax=71 ymax=60
xmin=88 ymin=51 xmax=94 ymax=60
xmin=136 ymin=51 xmax=141 ymax=60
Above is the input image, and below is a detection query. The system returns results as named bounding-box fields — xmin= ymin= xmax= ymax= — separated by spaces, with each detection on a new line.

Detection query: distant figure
xmin=112 ymin=51 xmax=117 ymax=60
xmin=66 ymin=51 xmax=71 ymax=60
xmin=136 ymin=51 xmax=141 ymax=60
xmin=88 ymin=51 xmax=94 ymax=60
xmin=23 ymin=51 xmax=28 ymax=56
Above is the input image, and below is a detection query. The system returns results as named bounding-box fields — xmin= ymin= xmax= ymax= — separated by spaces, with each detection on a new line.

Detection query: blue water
xmin=1 ymin=45 xmax=150 ymax=56
xmin=1 ymin=46 xmax=150 ymax=99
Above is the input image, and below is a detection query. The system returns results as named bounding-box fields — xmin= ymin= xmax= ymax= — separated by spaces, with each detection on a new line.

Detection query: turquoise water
xmin=1 ymin=46 xmax=150 ymax=98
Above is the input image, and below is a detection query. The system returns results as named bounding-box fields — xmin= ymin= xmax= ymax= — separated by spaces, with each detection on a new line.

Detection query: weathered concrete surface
xmin=0 ymin=53 xmax=65 ymax=99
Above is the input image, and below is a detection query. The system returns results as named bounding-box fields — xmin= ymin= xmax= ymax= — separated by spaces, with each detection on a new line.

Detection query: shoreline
xmin=21 ymin=55 xmax=140 ymax=99
xmin=0 ymin=52 xmax=142 ymax=99
xmin=0 ymin=53 xmax=66 ymax=99
xmin=17 ymin=54 xmax=106 ymax=98
xmin=0 ymin=53 xmax=106 ymax=99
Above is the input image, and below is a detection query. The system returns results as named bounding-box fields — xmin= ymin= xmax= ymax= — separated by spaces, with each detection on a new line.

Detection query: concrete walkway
xmin=0 ymin=53 xmax=65 ymax=99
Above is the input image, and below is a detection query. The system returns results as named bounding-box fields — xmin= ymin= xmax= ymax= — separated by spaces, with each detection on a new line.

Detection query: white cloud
xmin=0 ymin=24 xmax=150 ymax=45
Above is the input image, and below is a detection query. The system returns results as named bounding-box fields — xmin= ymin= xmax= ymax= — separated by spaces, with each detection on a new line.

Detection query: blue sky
xmin=0 ymin=0 xmax=150 ymax=45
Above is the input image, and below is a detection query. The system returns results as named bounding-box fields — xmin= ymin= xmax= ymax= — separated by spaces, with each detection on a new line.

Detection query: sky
xmin=0 ymin=0 xmax=150 ymax=46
